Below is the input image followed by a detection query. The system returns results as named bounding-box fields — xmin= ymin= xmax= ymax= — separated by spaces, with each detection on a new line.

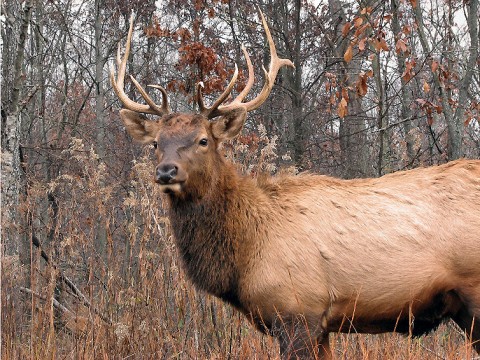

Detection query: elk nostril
xmin=156 ymin=164 xmax=178 ymax=184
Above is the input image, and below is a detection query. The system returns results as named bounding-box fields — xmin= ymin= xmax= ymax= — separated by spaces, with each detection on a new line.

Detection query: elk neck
xmin=166 ymin=157 xmax=268 ymax=309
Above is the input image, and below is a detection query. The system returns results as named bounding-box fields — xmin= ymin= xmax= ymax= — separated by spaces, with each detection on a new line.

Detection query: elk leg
xmin=469 ymin=304 xmax=480 ymax=352
xmin=452 ymin=307 xmax=480 ymax=352
xmin=474 ymin=317 xmax=480 ymax=353
xmin=452 ymin=289 xmax=480 ymax=353
xmin=277 ymin=316 xmax=327 ymax=359
xmin=318 ymin=334 xmax=333 ymax=360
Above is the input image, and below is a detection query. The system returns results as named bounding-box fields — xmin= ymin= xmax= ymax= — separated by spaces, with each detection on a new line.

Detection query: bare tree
xmin=1 ymin=0 xmax=34 ymax=265
xmin=413 ymin=0 xmax=479 ymax=159
xmin=326 ymin=0 xmax=371 ymax=177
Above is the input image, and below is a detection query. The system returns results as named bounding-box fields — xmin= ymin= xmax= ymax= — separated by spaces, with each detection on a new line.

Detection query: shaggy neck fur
xmin=167 ymin=157 xmax=262 ymax=309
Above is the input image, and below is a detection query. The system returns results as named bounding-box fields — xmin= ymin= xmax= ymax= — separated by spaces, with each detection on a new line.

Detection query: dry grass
xmin=2 ymin=137 xmax=478 ymax=359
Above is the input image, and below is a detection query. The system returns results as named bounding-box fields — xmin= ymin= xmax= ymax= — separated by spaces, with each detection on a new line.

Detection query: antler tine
xmin=148 ymin=85 xmax=171 ymax=113
xmin=129 ymin=76 xmax=171 ymax=114
xmin=196 ymin=82 xmax=207 ymax=112
xmin=110 ymin=13 xmax=170 ymax=116
xmin=236 ymin=9 xmax=294 ymax=112
xmin=200 ymin=9 xmax=294 ymax=119
xmin=235 ymin=44 xmax=255 ymax=103
xmin=197 ymin=64 xmax=239 ymax=118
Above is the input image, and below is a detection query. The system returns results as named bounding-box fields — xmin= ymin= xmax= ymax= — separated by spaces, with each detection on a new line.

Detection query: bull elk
xmin=111 ymin=12 xmax=480 ymax=359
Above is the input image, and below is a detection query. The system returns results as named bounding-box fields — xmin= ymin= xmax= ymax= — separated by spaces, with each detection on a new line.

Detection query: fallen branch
xmin=20 ymin=286 xmax=89 ymax=335
xmin=31 ymin=234 xmax=112 ymax=325
xmin=20 ymin=286 xmax=71 ymax=315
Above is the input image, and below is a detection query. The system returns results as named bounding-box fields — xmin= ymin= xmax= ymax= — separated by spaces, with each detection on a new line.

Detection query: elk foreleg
xmin=276 ymin=315 xmax=331 ymax=359
xmin=453 ymin=287 xmax=480 ymax=353
xmin=320 ymin=335 xmax=333 ymax=359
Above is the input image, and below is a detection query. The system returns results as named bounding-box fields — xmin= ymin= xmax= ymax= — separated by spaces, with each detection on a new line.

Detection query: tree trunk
xmin=391 ymin=0 xmax=416 ymax=166
xmin=328 ymin=0 xmax=370 ymax=178
xmin=412 ymin=0 xmax=477 ymax=160
xmin=283 ymin=0 xmax=305 ymax=169
xmin=451 ymin=0 xmax=478 ymax=159
xmin=94 ymin=0 xmax=107 ymax=259
xmin=373 ymin=53 xmax=388 ymax=176
xmin=1 ymin=0 xmax=34 ymax=265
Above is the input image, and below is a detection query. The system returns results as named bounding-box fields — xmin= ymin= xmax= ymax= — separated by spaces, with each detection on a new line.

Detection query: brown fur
xmin=120 ymin=109 xmax=480 ymax=359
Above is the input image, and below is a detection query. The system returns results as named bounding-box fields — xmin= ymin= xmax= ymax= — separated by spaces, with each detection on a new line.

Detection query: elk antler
xmin=197 ymin=10 xmax=294 ymax=119
xmin=110 ymin=14 xmax=170 ymax=116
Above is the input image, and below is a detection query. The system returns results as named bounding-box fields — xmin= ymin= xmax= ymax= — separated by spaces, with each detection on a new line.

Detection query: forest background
xmin=1 ymin=0 xmax=479 ymax=358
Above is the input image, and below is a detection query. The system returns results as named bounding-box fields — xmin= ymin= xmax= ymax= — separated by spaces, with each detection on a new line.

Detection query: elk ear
xmin=119 ymin=109 xmax=159 ymax=143
xmin=211 ymin=108 xmax=247 ymax=141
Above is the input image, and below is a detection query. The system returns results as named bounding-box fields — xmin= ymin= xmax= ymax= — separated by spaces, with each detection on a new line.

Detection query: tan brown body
xmin=237 ymin=161 xmax=480 ymax=327
xmin=125 ymin=110 xmax=480 ymax=357
xmin=110 ymin=13 xmax=480 ymax=359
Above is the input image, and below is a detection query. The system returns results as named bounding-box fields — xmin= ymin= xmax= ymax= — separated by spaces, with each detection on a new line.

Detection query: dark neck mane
xmin=167 ymin=162 xmax=261 ymax=308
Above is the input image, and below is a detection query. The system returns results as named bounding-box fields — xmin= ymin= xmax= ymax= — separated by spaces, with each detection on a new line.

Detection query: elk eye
xmin=199 ymin=138 xmax=208 ymax=147
xmin=152 ymin=141 xmax=158 ymax=149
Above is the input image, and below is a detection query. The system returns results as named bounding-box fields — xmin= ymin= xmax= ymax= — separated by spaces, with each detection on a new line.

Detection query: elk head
xmin=110 ymin=12 xmax=294 ymax=198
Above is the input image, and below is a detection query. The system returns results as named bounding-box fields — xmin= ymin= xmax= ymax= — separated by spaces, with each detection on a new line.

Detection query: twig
xmin=428 ymin=125 xmax=444 ymax=155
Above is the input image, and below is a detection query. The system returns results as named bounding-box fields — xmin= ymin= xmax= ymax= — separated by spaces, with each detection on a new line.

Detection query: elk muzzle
xmin=156 ymin=163 xmax=178 ymax=184
xmin=155 ymin=162 xmax=186 ymax=194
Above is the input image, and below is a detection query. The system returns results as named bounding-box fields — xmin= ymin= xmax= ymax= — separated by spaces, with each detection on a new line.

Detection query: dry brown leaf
xmin=342 ymin=22 xmax=351 ymax=37
xmin=357 ymin=74 xmax=368 ymax=97
xmin=338 ymin=97 xmax=348 ymax=118
xmin=396 ymin=39 xmax=407 ymax=53
xmin=354 ymin=17 xmax=363 ymax=28
xmin=344 ymin=45 xmax=353 ymax=63
xmin=423 ymin=80 xmax=431 ymax=93
xmin=380 ymin=37 xmax=389 ymax=51
xmin=358 ymin=37 xmax=367 ymax=51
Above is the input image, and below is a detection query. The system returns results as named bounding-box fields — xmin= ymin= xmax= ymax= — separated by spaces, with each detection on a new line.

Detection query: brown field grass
xmin=2 ymin=255 xmax=477 ymax=360
xmin=2 ymin=137 xmax=478 ymax=359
